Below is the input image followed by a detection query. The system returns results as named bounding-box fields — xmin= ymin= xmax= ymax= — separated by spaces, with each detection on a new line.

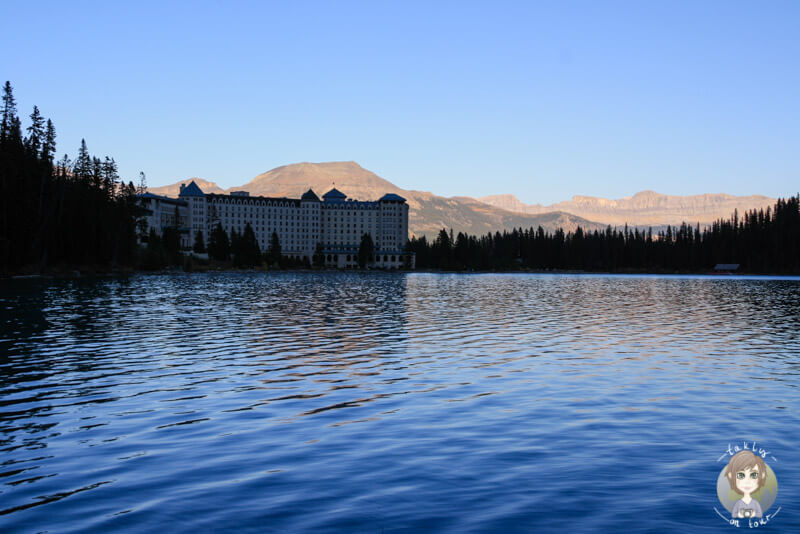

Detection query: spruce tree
xmin=1 ymin=81 xmax=18 ymax=142
xmin=358 ymin=233 xmax=374 ymax=268
xmin=137 ymin=171 xmax=147 ymax=195
xmin=42 ymin=119 xmax=56 ymax=162
xmin=207 ymin=222 xmax=230 ymax=261
xmin=229 ymin=227 xmax=241 ymax=262
xmin=312 ymin=242 xmax=324 ymax=267
xmin=268 ymin=231 xmax=281 ymax=264
xmin=244 ymin=223 xmax=260 ymax=264
xmin=26 ymin=106 xmax=45 ymax=155
xmin=140 ymin=229 xmax=163 ymax=269
xmin=193 ymin=230 xmax=206 ymax=253
xmin=234 ymin=223 xmax=260 ymax=267
xmin=101 ymin=157 xmax=118 ymax=199
xmin=73 ymin=139 xmax=92 ymax=183
xmin=161 ymin=227 xmax=181 ymax=265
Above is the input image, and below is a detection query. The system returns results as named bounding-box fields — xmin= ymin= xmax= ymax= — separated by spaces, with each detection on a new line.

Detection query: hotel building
xmin=139 ymin=181 xmax=412 ymax=268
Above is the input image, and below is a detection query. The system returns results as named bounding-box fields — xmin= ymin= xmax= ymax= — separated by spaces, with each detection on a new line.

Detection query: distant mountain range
xmin=478 ymin=191 xmax=776 ymax=226
xmin=148 ymin=162 xmax=777 ymax=237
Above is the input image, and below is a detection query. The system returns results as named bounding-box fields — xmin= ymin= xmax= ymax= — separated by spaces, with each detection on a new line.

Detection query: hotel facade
xmin=140 ymin=182 xmax=412 ymax=268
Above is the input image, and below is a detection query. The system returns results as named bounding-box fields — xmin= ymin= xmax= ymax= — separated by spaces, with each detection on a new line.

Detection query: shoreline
xmin=5 ymin=266 xmax=800 ymax=280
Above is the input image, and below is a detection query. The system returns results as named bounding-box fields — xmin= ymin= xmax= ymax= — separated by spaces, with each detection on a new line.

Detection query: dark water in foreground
xmin=1 ymin=273 xmax=799 ymax=533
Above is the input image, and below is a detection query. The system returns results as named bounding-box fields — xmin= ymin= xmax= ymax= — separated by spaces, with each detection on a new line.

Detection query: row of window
xmin=326 ymin=254 xmax=401 ymax=262
xmin=208 ymin=199 xmax=300 ymax=208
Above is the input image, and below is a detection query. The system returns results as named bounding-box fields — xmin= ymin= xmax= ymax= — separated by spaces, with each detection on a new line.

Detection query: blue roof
xmin=139 ymin=192 xmax=188 ymax=206
xmin=322 ymin=188 xmax=347 ymax=201
xmin=379 ymin=193 xmax=406 ymax=202
xmin=301 ymin=189 xmax=320 ymax=201
xmin=179 ymin=181 xmax=205 ymax=197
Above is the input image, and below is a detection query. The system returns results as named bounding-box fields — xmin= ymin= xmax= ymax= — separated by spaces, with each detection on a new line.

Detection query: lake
xmin=1 ymin=272 xmax=799 ymax=532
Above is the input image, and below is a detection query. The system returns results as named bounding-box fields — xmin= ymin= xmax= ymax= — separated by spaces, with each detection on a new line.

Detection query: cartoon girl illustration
xmin=724 ymin=450 xmax=766 ymax=518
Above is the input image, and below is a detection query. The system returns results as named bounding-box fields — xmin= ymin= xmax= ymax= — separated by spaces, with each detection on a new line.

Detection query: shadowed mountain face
xmin=149 ymin=162 xmax=605 ymax=237
xmin=479 ymin=190 xmax=777 ymax=226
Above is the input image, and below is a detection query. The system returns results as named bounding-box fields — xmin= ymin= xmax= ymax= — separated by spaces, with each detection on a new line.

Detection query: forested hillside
xmin=409 ymin=199 xmax=800 ymax=273
xmin=0 ymin=82 xmax=143 ymax=273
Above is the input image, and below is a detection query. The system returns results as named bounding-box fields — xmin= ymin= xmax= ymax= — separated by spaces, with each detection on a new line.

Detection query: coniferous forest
xmin=0 ymin=82 xmax=143 ymax=274
xmin=408 ymin=198 xmax=800 ymax=274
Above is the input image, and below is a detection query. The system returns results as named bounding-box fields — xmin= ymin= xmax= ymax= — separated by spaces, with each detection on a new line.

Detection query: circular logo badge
xmin=716 ymin=450 xmax=778 ymax=520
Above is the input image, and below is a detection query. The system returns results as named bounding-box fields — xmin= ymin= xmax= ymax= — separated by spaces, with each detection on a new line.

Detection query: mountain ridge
xmin=148 ymin=162 xmax=776 ymax=236
xmin=478 ymin=191 xmax=776 ymax=226
xmin=148 ymin=161 xmax=607 ymax=237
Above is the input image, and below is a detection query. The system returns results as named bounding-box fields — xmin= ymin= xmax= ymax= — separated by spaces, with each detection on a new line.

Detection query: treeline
xmin=141 ymin=221 xmax=313 ymax=271
xmin=0 ymin=81 xmax=143 ymax=273
xmin=204 ymin=223 xmax=310 ymax=269
xmin=408 ymin=197 xmax=800 ymax=274
xmin=142 ymin=224 xmax=378 ymax=271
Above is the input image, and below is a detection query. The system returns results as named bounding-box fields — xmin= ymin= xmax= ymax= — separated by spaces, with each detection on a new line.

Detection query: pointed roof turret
xmin=322 ymin=187 xmax=347 ymax=202
xmin=301 ymin=189 xmax=320 ymax=201
xmin=178 ymin=180 xmax=205 ymax=197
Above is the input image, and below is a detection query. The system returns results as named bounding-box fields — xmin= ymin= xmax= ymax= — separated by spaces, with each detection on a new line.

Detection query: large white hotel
xmin=140 ymin=181 xmax=412 ymax=268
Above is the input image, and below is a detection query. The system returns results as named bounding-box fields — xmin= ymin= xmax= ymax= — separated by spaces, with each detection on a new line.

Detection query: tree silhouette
xmin=233 ymin=223 xmax=261 ymax=267
xmin=406 ymin=197 xmax=800 ymax=275
xmin=0 ymin=81 xmax=146 ymax=273
xmin=268 ymin=231 xmax=281 ymax=264
xmin=193 ymin=230 xmax=206 ymax=253
xmin=207 ymin=222 xmax=230 ymax=261
xmin=358 ymin=233 xmax=374 ymax=268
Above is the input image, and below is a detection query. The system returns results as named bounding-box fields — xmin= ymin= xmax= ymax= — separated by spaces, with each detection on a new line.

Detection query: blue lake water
xmin=1 ymin=272 xmax=799 ymax=532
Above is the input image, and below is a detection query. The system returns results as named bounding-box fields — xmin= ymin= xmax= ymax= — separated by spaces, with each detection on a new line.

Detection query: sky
xmin=2 ymin=0 xmax=798 ymax=204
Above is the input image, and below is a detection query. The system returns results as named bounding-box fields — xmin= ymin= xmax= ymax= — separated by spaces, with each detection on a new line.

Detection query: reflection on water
xmin=1 ymin=273 xmax=799 ymax=532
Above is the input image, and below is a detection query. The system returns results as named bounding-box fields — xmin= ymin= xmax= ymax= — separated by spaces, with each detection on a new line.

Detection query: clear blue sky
xmin=3 ymin=1 xmax=798 ymax=204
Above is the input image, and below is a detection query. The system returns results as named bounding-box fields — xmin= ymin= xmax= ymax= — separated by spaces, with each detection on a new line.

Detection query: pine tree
xmin=437 ymin=228 xmax=451 ymax=250
xmin=234 ymin=223 xmax=261 ymax=267
xmin=101 ymin=157 xmax=118 ymax=199
xmin=358 ymin=233 xmax=375 ymax=268
xmin=312 ymin=242 xmax=324 ymax=267
xmin=161 ymin=226 xmax=182 ymax=265
xmin=229 ymin=227 xmax=241 ymax=261
xmin=141 ymin=228 xmax=166 ymax=270
xmin=193 ymin=230 xmax=206 ymax=253
xmin=435 ymin=228 xmax=452 ymax=267
xmin=1 ymin=81 xmax=18 ymax=142
xmin=42 ymin=119 xmax=56 ymax=162
xmin=207 ymin=222 xmax=230 ymax=261
xmin=73 ymin=139 xmax=92 ymax=182
xmin=26 ymin=106 xmax=45 ymax=155
xmin=268 ymin=231 xmax=281 ymax=264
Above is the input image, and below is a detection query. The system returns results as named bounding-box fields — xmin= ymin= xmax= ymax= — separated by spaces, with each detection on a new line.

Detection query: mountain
xmin=479 ymin=194 xmax=530 ymax=214
xmin=406 ymin=193 xmax=603 ymax=237
xmin=239 ymin=162 xmax=605 ymax=235
xmin=478 ymin=190 xmax=777 ymax=226
xmin=241 ymin=161 xmax=405 ymax=202
xmin=148 ymin=178 xmax=225 ymax=197
xmin=148 ymin=162 xmax=604 ymax=237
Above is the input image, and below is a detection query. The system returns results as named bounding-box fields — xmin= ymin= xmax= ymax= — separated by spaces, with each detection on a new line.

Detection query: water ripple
xmin=1 ymin=272 xmax=799 ymax=532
